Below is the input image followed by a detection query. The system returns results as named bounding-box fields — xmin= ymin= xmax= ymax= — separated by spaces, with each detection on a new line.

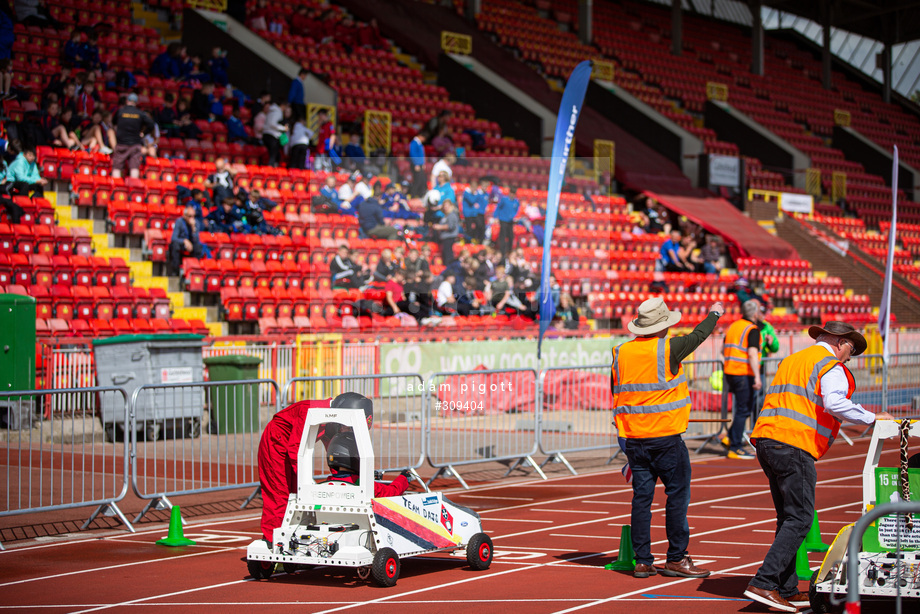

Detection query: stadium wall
xmin=832 ymin=125 xmax=920 ymax=199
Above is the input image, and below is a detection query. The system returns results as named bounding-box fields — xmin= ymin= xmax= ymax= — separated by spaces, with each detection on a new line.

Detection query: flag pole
xmin=879 ymin=146 xmax=898 ymax=413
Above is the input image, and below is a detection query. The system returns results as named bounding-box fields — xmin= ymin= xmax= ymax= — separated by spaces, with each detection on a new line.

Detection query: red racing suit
xmin=326 ymin=471 xmax=410 ymax=498
xmin=258 ymin=399 xmax=335 ymax=542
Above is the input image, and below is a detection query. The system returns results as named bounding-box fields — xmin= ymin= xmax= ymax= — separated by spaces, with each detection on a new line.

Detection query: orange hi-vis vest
xmin=612 ymin=336 xmax=691 ymax=439
xmin=751 ymin=344 xmax=855 ymax=459
xmin=723 ymin=319 xmax=756 ymax=376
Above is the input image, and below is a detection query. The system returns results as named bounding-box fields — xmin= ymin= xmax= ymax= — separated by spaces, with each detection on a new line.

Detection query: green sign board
xmin=378 ymin=336 xmax=625 ymax=395
xmin=864 ymin=468 xmax=920 ymax=552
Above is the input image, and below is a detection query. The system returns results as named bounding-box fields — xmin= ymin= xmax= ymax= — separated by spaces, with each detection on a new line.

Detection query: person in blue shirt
xmin=381 ymin=182 xmax=419 ymax=221
xmin=63 ymin=30 xmax=88 ymax=68
xmin=434 ymin=170 xmax=455 ymax=206
xmin=408 ymin=132 xmax=427 ymax=197
xmin=343 ymin=133 xmax=366 ymax=172
xmin=461 ymin=177 xmax=488 ymax=244
xmin=357 ymin=183 xmax=399 ymax=240
xmin=657 ymin=229 xmax=685 ymax=272
xmin=168 ymin=205 xmax=208 ymax=276
xmin=492 ymin=186 xmax=520 ymax=256
xmin=184 ymin=188 xmax=209 ymax=230
xmin=207 ymin=46 xmax=229 ymax=86
xmin=225 ymin=107 xmax=249 ymax=143
xmin=206 ymin=197 xmax=243 ymax=234
xmin=287 ymin=68 xmax=307 ymax=119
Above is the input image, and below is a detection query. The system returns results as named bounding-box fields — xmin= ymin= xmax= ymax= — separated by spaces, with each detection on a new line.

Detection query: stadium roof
xmin=763 ymin=0 xmax=920 ymax=46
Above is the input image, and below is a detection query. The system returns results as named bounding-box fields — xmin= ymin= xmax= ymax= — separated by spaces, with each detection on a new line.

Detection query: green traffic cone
xmin=156 ymin=506 xmax=195 ymax=547
xmin=604 ymin=525 xmax=636 ymax=571
xmin=804 ymin=510 xmax=829 ymax=552
xmin=795 ymin=541 xmax=813 ymax=580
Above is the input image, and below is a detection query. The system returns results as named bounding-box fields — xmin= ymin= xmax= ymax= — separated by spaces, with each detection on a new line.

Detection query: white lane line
xmin=711 ymin=506 xmax=775 ymax=511
xmin=700 ymin=540 xmax=772 ymax=547
xmin=69 ymin=580 xmax=249 ymax=614
xmin=579 ymin=500 xmax=632 ymax=505
xmin=687 ymin=515 xmax=746 ymax=520
xmin=456 ymin=495 xmax=534 ymax=501
xmin=485 ymin=518 xmax=553 ymax=523
xmin=531 ymin=509 xmax=610 ymax=514
xmin=551 ymin=534 xmax=622 ymax=540
xmin=0 ymin=547 xmax=239 ymax=588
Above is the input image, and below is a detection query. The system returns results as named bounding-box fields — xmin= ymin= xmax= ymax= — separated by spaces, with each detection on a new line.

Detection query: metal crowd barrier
xmin=281 ymin=374 xmax=426 ymax=476
xmin=0 ymin=387 xmax=133 ymax=550
xmin=129 ymin=379 xmax=280 ymax=523
xmin=423 ymin=368 xmax=542 ymax=489
xmin=537 ymin=364 xmax=616 ymax=475
xmin=202 ymin=344 xmax=294 ymax=405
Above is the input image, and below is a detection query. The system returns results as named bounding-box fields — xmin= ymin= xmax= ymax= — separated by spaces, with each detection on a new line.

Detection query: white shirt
xmin=437 ymin=280 xmax=453 ymax=306
xmin=290 ymin=122 xmax=313 ymax=147
xmin=338 ymin=183 xmax=355 ymax=201
xmin=354 ymin=181 xmax=372 ymax=199
xmin=816 ymin=342 xmax=876 ymax=426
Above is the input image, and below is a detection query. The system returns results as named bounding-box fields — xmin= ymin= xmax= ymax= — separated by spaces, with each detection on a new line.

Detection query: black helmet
xmin=326 ymin=431 xmax=360 ymax=475
xmin=331 ymin=392 xmax=373 ymax=425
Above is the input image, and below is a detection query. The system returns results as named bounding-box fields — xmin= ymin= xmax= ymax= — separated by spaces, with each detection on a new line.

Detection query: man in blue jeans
xmin=612 ymin=296 xmax=724 ymax=579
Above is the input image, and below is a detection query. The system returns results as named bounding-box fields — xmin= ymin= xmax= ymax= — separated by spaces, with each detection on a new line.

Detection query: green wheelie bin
xmin=204 ymin=354 xmax=263 ymax=434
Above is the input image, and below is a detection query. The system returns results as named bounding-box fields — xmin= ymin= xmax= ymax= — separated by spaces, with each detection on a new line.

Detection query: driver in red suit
xmin=257 ymin=392 xmax=374 ymax=543
xmin=325 ymin=430 xmax=411 ymax=497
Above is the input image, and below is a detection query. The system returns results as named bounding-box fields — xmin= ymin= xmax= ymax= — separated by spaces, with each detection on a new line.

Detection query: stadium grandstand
xmin=1 ymin=0 xmax=920 ymax=385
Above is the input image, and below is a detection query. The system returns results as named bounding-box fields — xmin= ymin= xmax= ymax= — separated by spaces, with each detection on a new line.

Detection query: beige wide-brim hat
xmin=627 ymin=296 xmax=682 ymax=335
xmin=808 ymin=321 xmax=868 ymax=356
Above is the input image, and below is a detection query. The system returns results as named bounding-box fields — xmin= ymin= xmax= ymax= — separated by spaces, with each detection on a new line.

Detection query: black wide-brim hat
xmin=808 ymin=321 xmax=868 ymax=356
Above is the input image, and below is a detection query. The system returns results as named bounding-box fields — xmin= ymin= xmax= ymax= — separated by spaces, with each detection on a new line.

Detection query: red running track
xmin=0 ymin=429 xmax=904 ymax=613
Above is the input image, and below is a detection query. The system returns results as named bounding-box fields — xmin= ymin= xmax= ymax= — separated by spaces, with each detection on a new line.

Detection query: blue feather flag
xmin=537 ymin=60 xmax=593 ymax=359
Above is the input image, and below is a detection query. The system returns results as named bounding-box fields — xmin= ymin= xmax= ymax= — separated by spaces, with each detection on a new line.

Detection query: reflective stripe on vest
xmin=751 ymin=346 xmax=853 ymax=459
xmin=611 ymin=337 xmax=691 ymax=438
xmin=723 ymin=319 xmax=755 ymax=376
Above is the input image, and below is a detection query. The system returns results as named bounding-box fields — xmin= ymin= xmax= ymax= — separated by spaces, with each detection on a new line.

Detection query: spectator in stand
xmin=343 ymin=133 xmax=367 ymax=173
xmin=330 ymin=245 xmax=363 ymax=289
xmin=154 ymin=92 xmax=178 ymax=136
xmin=185 ymin=188 xmax=210 ymax=229
xmin=699 ymin=234 xmax=723 ymax=274
xmin=206 ymin=197 xmax=243 ymax=234
xmin=6 ymin=146 xmax=45 ymax=197
xmin=252 ymin=98 xmax=268 ymax=141
xmin=436 ymin=272 xmax=457 ymax=315
xmin=381 ymin=181 xmax=418 ymax=221
xmin=433 ymin=200 xmax=461 ymax=266
xmin=58 ymin=80 xmax=76 ymax=114
xmin=112 ymin=93 xmax=154 ymax=179
xmin=15 ymin=0 xmax=60 ymax=29
xmin=733 ymin=277 xmax=767 ymax=306
xmin=313 ymin=108 xmax=335 ymax=171
xmin=42 ymin=63 xmax=71 ymax=102
xmin=324 ymin=128 xmax=343 ymax=169
xmin=287 ymin=67 xmax=308 ymax=120
xmin=168 ymin=205 xmax=207 ymax=276
xmin=290 ymin=6 xmax=312 ymax=37
xmin=403 ymin=247 xmax=430 ymax=279
xmin=408 ymin=131 xmax=426 ymax=197
xmin=110 ymin=62 xmax=137 ymax=91
xmin=434 ymin=170 xmax=455 ymax=206
xmin=287 ymin=113 xmax=313 ymax=170
xmin=555 ymin=292 xmax=580 ymax=330
xmin=358 ymin=17 xmax=386 ymax=49
xmin=191 ymin=81 xmax=215 ymax=120
xmin=402 ymin=269 xmax=433 ymax=322
xmin=63 ymin=29 xmax=88 ymax=69
xmin=74 ymin=79 xmax=96 ymax=122
xmin=225 ymin=106 xmax=251 ymax=144
xmin=489 ymin=264 xmax=531 ymax=317
xmin=173 ymin=97 xmax=201 ymax=139
xmin=381 ymin=269 xmax=409 ymax=317
xmin=677 ymin=235 xmax=702 ymax=272
xmin=492 ymin=186 xmax=520 ymax=256
xmin=313 ymin=174 xmax=343 ymax=214
xmin=430 ymin=123 xmax=454 ymax=159
xmin=208 ymin=46 xmax=229 ymax=86
xmin=80 ymin=109 xmax=113 ymax=154
xmin=358 ymin=184 xmax=399 ymax=241
xmin=204 ymin=157 xmax=236 ymax=206
xmin=39 ymin=100 xmax=80 ymax=150
xmin=656 ymin=229 xmax=684 ymax=273
xmin=151 ymin=42 xmax=183 ymax=80
xmin=425 ymin=110 xmax=451 ymax=144
xmin=262 ymin=99 xmax=288 ymax=167
xmin=240 ymin=190 xmax=279 ymax=236
xmin=373 ymin=248 xmax=398 ymax=283
xmin=247 ymin=0 xmax=272 ymax=31
xmin=430 ymin=152 xmax=454 ymax=190
xmin=461 ymin=177 xmax=487 ymax=243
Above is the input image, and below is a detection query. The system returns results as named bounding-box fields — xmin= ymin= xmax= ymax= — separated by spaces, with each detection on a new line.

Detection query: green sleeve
xmin=761 ymin=321 xmax=780 ymax=355
xmin=669 ymin=312 xmax=721 ymax=375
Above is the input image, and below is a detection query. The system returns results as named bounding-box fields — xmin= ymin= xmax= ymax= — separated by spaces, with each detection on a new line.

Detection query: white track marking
xmin=69 ymin=580 xmax=249 ymax=614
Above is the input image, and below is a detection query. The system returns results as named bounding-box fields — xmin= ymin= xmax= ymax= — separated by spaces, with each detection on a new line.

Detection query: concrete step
xmin=96 ymin=246 xmax=132 ymax=261
xmin=205 ymin=322 xmax=227 ymax=337
xmin=173 ymin=306 xmax=208 ymax=322
xmin=133 ymin=276 xmax=170 ymax=292
xmin=54 ymin=204 xmax=73 ymax=223
xmin=167 ymin=291 xmax=186 ymax=309
xmin=128 ymin=261 xmax=152 ymax=279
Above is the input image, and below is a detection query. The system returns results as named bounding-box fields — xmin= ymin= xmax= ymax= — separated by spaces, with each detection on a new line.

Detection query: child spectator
xmin=287 ymin=113 xmax=312 ymax=169
xmin=206 ymin=197 xmax=243 ymax=234
xmin=261 ymin=99 xmax=288 ymax=167
xmin=38 ymin=100 xmax=80 ymax=150
xmin=208 ymin=46 xmax=229 ymax=86
xmin=6 ymin=146 xmax=47 ymax=198
xmin=204 ymin=157 xmax=236 ymax=206
xmin=343 ymin=132 xmax=366 ymax=172
xmin=461 ymin=177 xmax=487 ymax=243
xmin=63 ymin=29 xmax=87 ymax=68
xmin=436 ymin=272 xmax=458 ymax=315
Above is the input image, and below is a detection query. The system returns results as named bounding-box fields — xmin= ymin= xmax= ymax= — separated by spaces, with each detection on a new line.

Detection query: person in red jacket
xmin=257 ymin=391 xmax=373 ymax=542
xmin=325 ymin=430 xmax=411 ymax=497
